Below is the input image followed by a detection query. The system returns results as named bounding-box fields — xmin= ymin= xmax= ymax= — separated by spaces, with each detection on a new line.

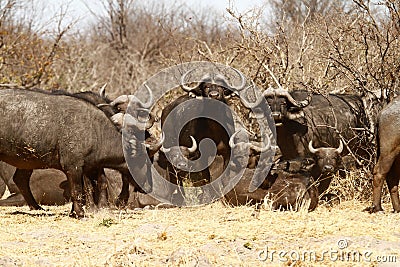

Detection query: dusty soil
xmin=0 ymin=200 xmax=398 ymax=267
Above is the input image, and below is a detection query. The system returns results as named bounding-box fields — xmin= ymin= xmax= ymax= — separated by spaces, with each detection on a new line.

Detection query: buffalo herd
xmin=0 ymin=67 xmax=396 ymax=218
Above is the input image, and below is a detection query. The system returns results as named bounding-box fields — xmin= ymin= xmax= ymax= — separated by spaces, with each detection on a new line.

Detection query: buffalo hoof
xmin=69 ymin=211 xmax=85 ymax=219
xmin=29 ymin=205 xmax=45 ymax=211
xmin=115 ymin=198 xmax=128 ymax=209
xmin=85 ymin=205 xmax=99 ymax=214
xmin=97 ymin=201 xmax=109 ymax=210
xmin=363 ymin=206 xmax=384 ymax=213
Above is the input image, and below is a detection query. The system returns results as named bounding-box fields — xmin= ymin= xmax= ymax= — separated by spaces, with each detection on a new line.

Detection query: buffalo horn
xmin=181 ymin=69 xmax=199 ymax=92
xmin=308 ymin=140 xmax=319 ymax=154
xmin=336 ymin=140 xmax=344 ymax=154
xmin=160 ymin=145 xmax=171 ymax=154
xmin=276 ymin=88 xmax=311 ymax=108
xmin=228 ymin=130 xmax=242 ymax=149
xmin=250 ymin=133 xmax=271 ymax=153
xmin=99 ymin=83 xmax=107 ymax=98
xmin=187 ymin=136 xmax=198 ymax=153
xmin=240 ymin=91 xmax=265 ymax=109
xmin=139 ymin=83 xmax=154 ymax=109
xmin=214 ymin=68 xmax=246 ymax=93
xmin=145 ymin=132 xmax=165 ymax=151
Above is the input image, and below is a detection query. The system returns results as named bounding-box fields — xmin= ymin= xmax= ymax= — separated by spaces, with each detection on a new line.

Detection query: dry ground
xmin=0 ymin=200 xmax=398 ymax=267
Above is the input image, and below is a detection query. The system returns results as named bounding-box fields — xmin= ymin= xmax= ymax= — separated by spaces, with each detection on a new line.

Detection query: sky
xmin=37 ymin=0 xmax=267 ymax=32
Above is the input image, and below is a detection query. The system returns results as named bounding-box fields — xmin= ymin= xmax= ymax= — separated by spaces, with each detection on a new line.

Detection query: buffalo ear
xmin=301 ymin=158 xmax=315 ymax=170
xmin=59 ymin=181 xmax=69 ymax=190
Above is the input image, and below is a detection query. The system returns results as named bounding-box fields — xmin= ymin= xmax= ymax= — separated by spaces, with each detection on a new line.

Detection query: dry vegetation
xmin=0 ymin=0 xmax=400 ymax=265
xmin=0 ymin=201 xmax=399 ymax=266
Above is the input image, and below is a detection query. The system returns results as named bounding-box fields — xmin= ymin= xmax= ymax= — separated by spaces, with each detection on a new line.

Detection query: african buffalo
xmin=0 ymin=88 xmax=154 ymax=218
xmin=0 ymin=87 xmax=120 ymax=209
xmin=243 ymin=89 xmax=368 ymax=157
xmin=0 ymin=163 xmax=171 ymax=210
xmin=366 ymin=96 xmax=400 ymax=213
xmin=157 ymin=136 xmax=209 ymax=205
xmin=161 ymin=69 xmax=247 ymax=171
xmin=242 ymin=88 xmax=370 ymax=193
xmin=224 ymin=130 xmax=317 ymax=211
xmin=223 ymin=161 xmax=318 ymax=212
xmin=27 ymin=86 xmax=120 ymax=208
xmin=308 ymin=140 xmax=343 ymax=194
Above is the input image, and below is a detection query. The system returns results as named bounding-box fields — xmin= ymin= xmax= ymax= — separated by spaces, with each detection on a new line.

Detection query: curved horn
xmin=160 ymin=141 xmax=171 ymax=153
xmin=181 ymin=69 xmax=199 ymax=92
xmin=240 ymin=83 xmax=266 ymax=109
xmin=160 ymin=147 xmax=170 ymax=153
xmin=133 ymin=108 xmax=156 ymax=129
xmin=335 ymin=140 xmax=344 ymax=154
xmin=187 ymin=136 xmax=198 ymax=153
xmin=145 ymin=132 xmax=165 ymax=155
xmin=110 ymin=113 xmax=124 ymax=128
xmin=213 ymin=69 xmax=246 ymax=94
xmin=308 ymin=140 xmax=319 ymax=154
xmin=145 ymin=112 xmax=156 ymax=129
xmin=229 ymin=130 xmax=241 ymax=149
xmin=261 ymin=86 xmax=276 ymax=97
xmin=229 ymin=67 xmax=246 ymax=92
xmin=295 ymin=93 xmax=312 ymax=108
xmin=97 ymin=103 xmax=110 ymax=108
xmin=276 ymin=88 xmax=311 ymax=108
xmin=139 ymin=83 xmax=154 ymax=109
xmin=99 ymin=83 xmax=107 ymax=98
xmin=250 ymin=133 xmax=271 ymax=153
xmin=109 ymin=95 xmax=129 ymax=106
xmin=200 ymin=73 xmax=212 ymax=83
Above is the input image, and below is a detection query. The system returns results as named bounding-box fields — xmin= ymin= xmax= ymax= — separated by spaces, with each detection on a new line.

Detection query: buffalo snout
xmin=322 ymin=164 xmax=334 ymax=173
xmin=208 ymin=90 xmax=221 ymax=99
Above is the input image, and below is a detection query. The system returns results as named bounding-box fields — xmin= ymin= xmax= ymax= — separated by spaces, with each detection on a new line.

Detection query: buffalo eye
xmin=137 ymin=110 xmax=150 ymax=122
xmin=288 ymin=106 xmax=301 ymax=112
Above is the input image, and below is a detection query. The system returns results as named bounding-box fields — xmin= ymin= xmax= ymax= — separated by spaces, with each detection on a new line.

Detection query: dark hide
xmin=366 ymin=96 xmax=400 ymax=213
xmin=259 ymin=90 xmax=369 ymax=194
xmin=223 ymin=166 xmax=318 ymax=212
xmin=158 ymin=140 xmax=210 ymax=205
xmin=271 ymin=91 xmax=368 ymax=159
xmin=0 ymin=161 xmax=69 ymax=206
xmin=161 ymin=94 xmax=235 ymax=186
xmin=0 ymin=88 xmax=142 ymax=218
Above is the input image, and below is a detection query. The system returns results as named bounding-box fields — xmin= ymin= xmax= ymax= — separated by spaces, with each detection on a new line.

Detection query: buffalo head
xmin=228 ymin=129 xmax=272 ymax=170
xmin=180 ymin=68 xmax=246 ymax=101
xmin=102 ymin=83 xmax=156 ymax=131
xmin=160 ymin=136 xmax=199 ymax=171
xmin=241 ymin=87 xmax=312 ymax=125
xmin=308 ymin=140 xmax=343 ymax=174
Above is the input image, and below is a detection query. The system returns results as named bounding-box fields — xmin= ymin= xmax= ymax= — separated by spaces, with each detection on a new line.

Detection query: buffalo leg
xmin=0 ymin=193 xmax=27 ymax=206
xmin=387 ymin=160 xmax=400 ymax=212
xmin=0 ymin=177 xmax=6 ymax=198
xmin=307 ymin=184 xmax=319 ymax=212
xmin=370 ymin=154 xmax=396 ymax=212
xmin=66 ymin=167 xmax=85 ymax=218
xmin=12 ymin=169 xmax=42 ymax=210
xmin=83 ymin=175 xmax=97 ymax=212
xmin=96 ymin=170 xmax=108 ymax=209
xmin=116 ymin=174 xmax=130 ymax=207
xmin=316 ymin=175 xmax=332 ymax=196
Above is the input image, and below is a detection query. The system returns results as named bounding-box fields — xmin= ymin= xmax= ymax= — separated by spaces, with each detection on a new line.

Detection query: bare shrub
xmin=0 ymin=0 xmax=72 ymax=89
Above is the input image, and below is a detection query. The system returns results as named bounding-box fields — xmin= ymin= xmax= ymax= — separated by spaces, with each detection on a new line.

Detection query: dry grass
xmin=0 ymin=198 xmax=398 ymax=266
